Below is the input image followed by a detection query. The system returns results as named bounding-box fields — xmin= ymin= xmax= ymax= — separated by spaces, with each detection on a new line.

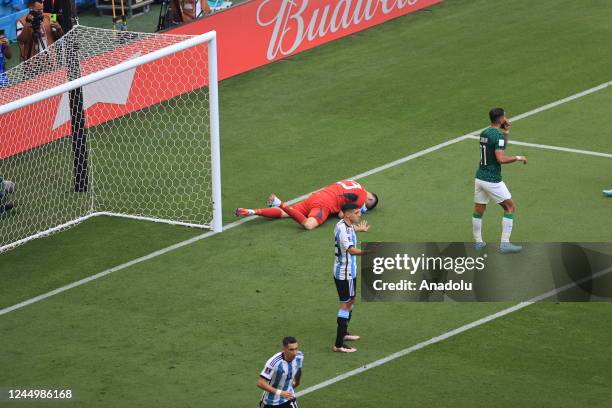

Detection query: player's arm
xmin=494 ymin=132 xmax=527 ymax=164
xmin=257 ymin=376 xmax=294 ymax=400
xmin=340 ymin=226 xmax=367 ymax=255
xmin=494 ymin=149 xmax=527 ymax=164
xmin=496 ymin=124 xmax=527 ymax=164
xmin=347 ymin=246 xmax=369 ymax=256
xmin=293 ymin=368 xmax=302 ymax=388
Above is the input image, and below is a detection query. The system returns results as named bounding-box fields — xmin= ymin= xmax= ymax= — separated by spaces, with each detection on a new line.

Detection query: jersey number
xmin=337 ymin=180 xmax=362 ymax=190
xmin=480 ymin=145 xmax=487 ymax=166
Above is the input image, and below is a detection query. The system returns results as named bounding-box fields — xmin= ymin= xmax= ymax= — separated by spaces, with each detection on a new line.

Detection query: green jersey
xmin=475 ymin=127 xmax=506 ymax=183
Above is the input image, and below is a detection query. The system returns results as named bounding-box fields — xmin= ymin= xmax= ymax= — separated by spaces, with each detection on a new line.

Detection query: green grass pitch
xmin=1 ymin=0 xmax=612 ymax=407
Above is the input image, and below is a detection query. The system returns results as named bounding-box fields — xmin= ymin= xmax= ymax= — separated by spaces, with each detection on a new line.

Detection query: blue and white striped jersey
xmin=333 ymin=220 xmax=357 ymax=280
xmin=260 ymin=351 xmax=304 ymax=406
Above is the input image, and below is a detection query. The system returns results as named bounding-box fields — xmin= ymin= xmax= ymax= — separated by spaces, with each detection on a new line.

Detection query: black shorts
xmin=334 ymin=277 xmax=357 ymax=302
xmin=261 ymin=399 xmax=299 ymax=408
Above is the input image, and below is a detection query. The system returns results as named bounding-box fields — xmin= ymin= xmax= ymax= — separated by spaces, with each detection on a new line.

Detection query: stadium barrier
xmin=168 ymin=0 xmax=443 ymax=79
xmin=0 ymin=0 xmax=442 ymax=158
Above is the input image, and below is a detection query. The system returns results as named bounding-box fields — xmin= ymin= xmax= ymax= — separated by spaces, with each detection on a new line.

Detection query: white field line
xmin=1 ymin=79 xmax=611 ymax=317
xmin=465 ymin=135 xmax=612 ymax=158
xmin=0 ymin=136 xmax=468 ymax=317
xmin=296 ymin=266 xmax=612 ymax=397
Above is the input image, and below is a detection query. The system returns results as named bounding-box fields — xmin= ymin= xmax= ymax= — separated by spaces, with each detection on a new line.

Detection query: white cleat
xmin=474 ymin=242 xmax=487 ymax=251
xmin=267 ymin=194 xmax=282 ymax=207
xmin=499 ymin=242 xmax=523 ymax=253
xmin=333 ymin=344 xmax=357 ymax=353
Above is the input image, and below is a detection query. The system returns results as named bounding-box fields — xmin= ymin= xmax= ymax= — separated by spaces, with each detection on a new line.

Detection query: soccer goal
xmin=0 ymin=26 xmax=222 ymax=253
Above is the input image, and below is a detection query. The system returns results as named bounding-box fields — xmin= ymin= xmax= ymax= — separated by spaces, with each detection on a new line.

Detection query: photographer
xmin=0 ymin=178 xmax=16 ymax=214
xmin=0 ymin=29 xmax=11 ymax=86
xmin=16 ymin=0 xmax=63 ymax=62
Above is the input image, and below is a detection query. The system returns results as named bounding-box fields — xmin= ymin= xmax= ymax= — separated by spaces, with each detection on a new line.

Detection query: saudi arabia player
xmin=473 ymin=108 xmax=527 ymax=253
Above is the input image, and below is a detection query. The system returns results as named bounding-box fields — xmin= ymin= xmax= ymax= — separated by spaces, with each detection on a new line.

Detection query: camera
xmin=29 ymin=9 xmax=44 ymax=31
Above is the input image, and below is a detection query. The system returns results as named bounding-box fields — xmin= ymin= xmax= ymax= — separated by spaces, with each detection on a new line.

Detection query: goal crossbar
xmin=0 ymin=28 xmax=223 ymax=253
xmin=0 ymin=30 xmax=217 ymax=116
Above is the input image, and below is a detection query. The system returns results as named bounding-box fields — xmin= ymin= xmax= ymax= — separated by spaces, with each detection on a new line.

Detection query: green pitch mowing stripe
xmin=1 ymin=106 xmax=610 ymax=407
xmin=2 ymin=0 xmax=612 ymax=406
xmin=4 ymin=0 xmax=612 ymax=305
xmin=296 ymin=266 xmax=612 ymax=399
xmin=298 ymin=303 xmax=612 ymax=408
xmin=2 ymin=76 xmax=611 ymax=314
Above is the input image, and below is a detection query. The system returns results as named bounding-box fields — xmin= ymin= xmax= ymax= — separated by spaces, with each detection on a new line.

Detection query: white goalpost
xmin=0 ymin=26 xmax=222 ymax=253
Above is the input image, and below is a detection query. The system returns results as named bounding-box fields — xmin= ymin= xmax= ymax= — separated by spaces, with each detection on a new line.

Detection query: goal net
xmin=0 ymin=26 xmax=222 ymax=253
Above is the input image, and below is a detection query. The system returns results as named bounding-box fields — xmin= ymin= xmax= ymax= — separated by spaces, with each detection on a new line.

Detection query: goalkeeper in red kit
xmin=235 ymin=179 xmax=379 ymax=230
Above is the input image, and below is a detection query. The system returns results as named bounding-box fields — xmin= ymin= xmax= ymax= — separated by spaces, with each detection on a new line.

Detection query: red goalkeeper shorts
xmin=292 ymin=198 xmax=331 ymax=225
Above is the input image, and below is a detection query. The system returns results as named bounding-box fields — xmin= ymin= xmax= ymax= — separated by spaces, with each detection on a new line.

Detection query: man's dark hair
xmin=368 ymin=193 xmax=379 ymax=211
xmin=28 ymin=0 xmax=43 ymax=5
xmin=282 ymin=336 xmax=297 ymax=346
xmin=342 ymin=202 xmax=360 ymax=213
xmin=489 ymin=108 xmax=505 ymax=124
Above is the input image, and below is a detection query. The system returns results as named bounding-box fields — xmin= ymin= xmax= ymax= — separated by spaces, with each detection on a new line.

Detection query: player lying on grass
xmin=473 ymin=108 xmax=527 ymax=253
xmin=235 ymin=179 xmax=378 ymax=230
xmin=603 ymin=189 xmax=612 ymax=197
xmin=0 ymin=177 xmax=15 ymax=214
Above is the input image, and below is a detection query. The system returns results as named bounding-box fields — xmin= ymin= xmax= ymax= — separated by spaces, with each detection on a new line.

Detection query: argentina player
xmin=333 ymin=203 xmax=369 ymax=353
xmin=257 ymin=337 xmax=303 ymax=408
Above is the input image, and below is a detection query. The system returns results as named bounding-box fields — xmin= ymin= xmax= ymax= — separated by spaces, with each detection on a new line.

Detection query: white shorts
xmin=474 ymin=179 xmax=511 ymax=204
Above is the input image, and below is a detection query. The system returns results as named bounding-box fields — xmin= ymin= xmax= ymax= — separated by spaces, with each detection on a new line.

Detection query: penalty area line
xmin=296 ymin=266 xmax=612 ymax=398
xmin=2 ymin=78 xmax=611 ymax=317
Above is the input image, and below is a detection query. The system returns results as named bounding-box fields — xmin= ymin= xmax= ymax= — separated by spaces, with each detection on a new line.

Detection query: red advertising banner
xmin=169 ymin=0 xmax=443 ymax=80
xmin=0 ymin=0 xmax=442 ymax=159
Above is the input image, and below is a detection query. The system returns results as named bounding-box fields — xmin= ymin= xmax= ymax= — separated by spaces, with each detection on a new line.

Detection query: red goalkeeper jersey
xmin=310 ymin=180 xmax=367 ymax=213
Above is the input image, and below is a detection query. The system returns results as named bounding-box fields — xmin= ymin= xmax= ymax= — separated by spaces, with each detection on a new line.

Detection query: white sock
xmin=501 ymin=215 xmax=513 ymax=242
xmin=472 ymin=216 xmax=483 ymax=242
xmin=270 ymin=195 xmax=282 ymax=207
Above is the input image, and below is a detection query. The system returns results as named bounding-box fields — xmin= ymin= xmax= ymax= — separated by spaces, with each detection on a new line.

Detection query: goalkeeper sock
xmin=254 ymin=208 xmax=283 ymax=218
xmin=280 ymin=202 xmax=307 ymax=225
xmin=501 ymin=214 xmax=513 ymax=242
xmin=472 ymin=213 xmax=483 ymax=242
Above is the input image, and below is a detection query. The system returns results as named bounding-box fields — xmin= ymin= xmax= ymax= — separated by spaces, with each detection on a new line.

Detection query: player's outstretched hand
xmin=516 ymin=155 xmax=527 ymax=164
xmin=355 ymin=220 xmax=370 ymax=232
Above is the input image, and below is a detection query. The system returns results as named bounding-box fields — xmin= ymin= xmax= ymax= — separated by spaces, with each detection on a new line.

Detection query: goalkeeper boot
xmin=344 ymin=333 xmax=360 ymax=341
xmin=499 ymin=242 xmax=522 ymax=254
xmin=267 ymin=194 xmax=282 ymax=207
xmin=234 ymin=208 xmax=254 ymax=217
xmin=603 ymin=189 xmax=612 ymax=197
